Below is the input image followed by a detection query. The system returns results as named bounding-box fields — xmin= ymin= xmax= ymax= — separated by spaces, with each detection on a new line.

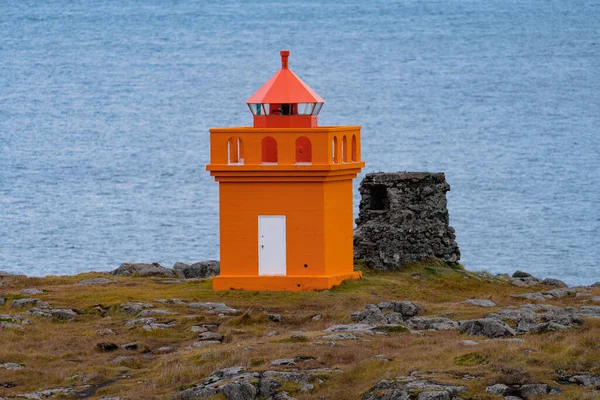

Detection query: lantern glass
xmin=313 ymin=102 xmax=324 ymax=115
xmin=248 ymin=104 xmax=263 ymax=116
xmin=296 ymin=103 xmax=315 ymax=115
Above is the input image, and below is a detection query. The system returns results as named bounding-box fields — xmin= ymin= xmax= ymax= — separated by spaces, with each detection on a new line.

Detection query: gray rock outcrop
xmin=354 ymin=172 xmax=460 ymax=270
xmin=111 ymin=262 xmax=175 ymax=278
xmin=361 ymin=376 xmax=466 ymax=400
xmin=173 ymin=261 xmax=220 ymax=279
xmin=458 ymin=318 xmax=516 ymax=338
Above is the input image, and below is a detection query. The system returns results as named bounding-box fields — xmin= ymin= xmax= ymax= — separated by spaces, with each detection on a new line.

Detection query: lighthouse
xmin=207 ymin=50 xmax=365 ymax=291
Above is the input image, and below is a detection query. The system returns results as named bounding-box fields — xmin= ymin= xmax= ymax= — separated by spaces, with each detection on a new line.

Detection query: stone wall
xmin=354 ymin=172 xmax=460 ymax=270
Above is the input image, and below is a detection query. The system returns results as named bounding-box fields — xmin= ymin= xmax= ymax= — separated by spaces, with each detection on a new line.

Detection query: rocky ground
xmin=0 ymin=260 xmax=599 ymax=399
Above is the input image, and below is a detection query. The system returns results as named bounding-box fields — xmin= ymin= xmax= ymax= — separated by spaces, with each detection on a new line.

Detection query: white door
xmin=258 ymin=216 xmax=287 ymax=276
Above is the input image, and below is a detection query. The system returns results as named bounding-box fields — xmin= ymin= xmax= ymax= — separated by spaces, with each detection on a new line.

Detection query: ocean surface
xmin=1 ymin=1 xmax=599 ymax=285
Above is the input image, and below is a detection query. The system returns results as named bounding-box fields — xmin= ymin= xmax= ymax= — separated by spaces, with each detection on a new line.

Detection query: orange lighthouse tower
xmin=207 ymin=50 xmax=365 ymax=291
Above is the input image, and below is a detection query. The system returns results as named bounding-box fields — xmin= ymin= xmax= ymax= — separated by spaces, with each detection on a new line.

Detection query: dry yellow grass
xmin=0 ymin=260 xmax=598 ymax=399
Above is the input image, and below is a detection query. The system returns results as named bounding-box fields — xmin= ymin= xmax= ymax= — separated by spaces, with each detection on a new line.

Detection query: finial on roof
xmin=280 ymin=50 xmax=290 ymax=69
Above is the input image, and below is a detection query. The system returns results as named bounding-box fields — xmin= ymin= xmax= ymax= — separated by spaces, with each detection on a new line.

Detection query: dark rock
xmin=458 ymin=318 xmax=516 ymax=338
xmin=268 ymin=313 xmax=283 ymax=322
xmin=512 ymin=271 xmax=532 ymax=278
xmin=353 ymin=172 xmax=460 ymax=270
xmin=121 ymin=342 xmax=139 ymax=351
xmin=110 ymin=262 xmax=175 ymax=278
xmin=173 ymin=261 xmax=220 ymax=279
xmin=96 ymin=342 xmax=119 ymax=352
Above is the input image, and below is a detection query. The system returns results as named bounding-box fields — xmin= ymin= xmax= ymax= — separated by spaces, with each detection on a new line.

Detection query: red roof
xmin=246 ymin=50 xmax=325 ymax=104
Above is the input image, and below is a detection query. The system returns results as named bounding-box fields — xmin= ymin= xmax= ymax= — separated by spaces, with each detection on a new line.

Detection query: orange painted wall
xmin=323 ymin=179 xmax=354 ymax=275
xmin=219 ymin=181 xmax=327 ymax=276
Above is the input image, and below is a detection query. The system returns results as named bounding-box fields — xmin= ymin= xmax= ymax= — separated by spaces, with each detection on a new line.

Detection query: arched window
xmin=332 ymin=137 xmax=338 ymax=164
xmin=351 ymin=135 xmax=357 ymax=162
xmin=227 ymin=137 xmax=243 ymax=164
xmin=295 ymin=136 xmax=312 ymax=163
xmin=342 ymin=136 xmax=347 ymax=163
xmin=262 ymin=136 xmax=278 ymax=163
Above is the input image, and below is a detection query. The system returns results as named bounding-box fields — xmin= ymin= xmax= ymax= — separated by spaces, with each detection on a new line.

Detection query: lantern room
xmin=247 ymin=50 xmax=324 ymax=129
xmin=207 ymin=50 xmax=365 ymax=291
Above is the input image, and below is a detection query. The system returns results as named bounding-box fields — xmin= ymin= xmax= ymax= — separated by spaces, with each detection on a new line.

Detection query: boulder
xmin=542 ymin=288 xmax=576 ymax=298
xmin=137 ymin=309 xmax=173 ymax=317
xmin=377 ymin=301 xmax=420 ymax=318
xmin=197 ymin=331 xmax=224 ymax=342
xmin=458 ymin=318 xmax=516 ymax=338
xmin=568 ymin=375 xmax=600 ymax=386
xmin=510 ymin=276 xmax=542 ymax=287
xmin=271 ymin=392 xmax=297 ymax=400
xmin=173 ymin=261 xmax=220 ymax=279
xmin=461 ymin=299 xmax=497 ymax=308
xmin=512 ymin=271 xmax=532 ymax=278
xmin=259 ymin=378 xmax=281 ymax=397
xmin=407 ymin=317 xmax=459 ymax=331
xmin=111 ymin=262 xmax=175 ymax=278
xmin=142 ymin=321 xmax=176 ymax=331
xmin=11 ymin=298 xmax=47 ymax=308
xmin=541 ymin=278 xmax=568 ymax=287
xmin=486 ymin=384 xmax=508 ymax=395
xmin=361 ymin=377 xmax=466 ymax=400
xmin=120 ymin=301 xmax=153 ymax=314
xmin=351 ymin=305 xmax=388 ymax=325
xmin=188 ymin=302 xmax=239 ymax=315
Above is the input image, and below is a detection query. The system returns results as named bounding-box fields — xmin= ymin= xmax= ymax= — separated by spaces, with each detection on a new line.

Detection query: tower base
xmin=212 ymin=272 xmax=362 ymax=291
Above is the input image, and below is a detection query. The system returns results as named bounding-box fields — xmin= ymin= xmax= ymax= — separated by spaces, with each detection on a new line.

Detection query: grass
xmin=0 ymin=260 xmax=598 ymax=399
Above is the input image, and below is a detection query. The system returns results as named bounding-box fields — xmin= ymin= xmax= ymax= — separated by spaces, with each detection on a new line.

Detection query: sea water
xmin=1 ymin=0 xmax=599 ymax=285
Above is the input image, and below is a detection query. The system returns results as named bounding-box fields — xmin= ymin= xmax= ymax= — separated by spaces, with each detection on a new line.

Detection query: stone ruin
xmin=353 ymin=172 xmax=460 ymax=270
